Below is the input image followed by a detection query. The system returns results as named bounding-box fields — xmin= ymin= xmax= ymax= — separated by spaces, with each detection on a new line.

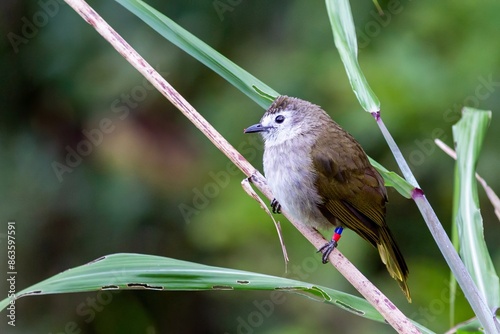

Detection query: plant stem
xmin=64 ymin=0 xmax=421 ymax=332
xmin=372 ymin=112 xmax=418 ymax=187
xmin=374 ymin=114 xmax=500 ymax=333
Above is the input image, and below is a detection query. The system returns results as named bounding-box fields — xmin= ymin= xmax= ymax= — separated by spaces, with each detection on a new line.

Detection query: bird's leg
xmin=318 ymin=226 xmax=344 ymax=264
xmin=270 ymin=198 xmax=281 ymax=214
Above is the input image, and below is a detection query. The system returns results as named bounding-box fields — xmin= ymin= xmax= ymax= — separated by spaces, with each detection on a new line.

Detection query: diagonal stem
xmin=373 ymin=113 xmax=500 ymax=333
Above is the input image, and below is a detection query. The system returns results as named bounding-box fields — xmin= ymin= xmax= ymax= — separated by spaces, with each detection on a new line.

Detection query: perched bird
xmin=244 ymin=95 xmax=410 ymax=301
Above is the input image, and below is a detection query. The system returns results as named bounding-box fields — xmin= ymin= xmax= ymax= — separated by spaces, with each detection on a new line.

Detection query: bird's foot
xmin=318 ymin=240 xmax=338 ymax=264
xmin=271 ymin=198 xmax=281 ymax=214
xmin=318 ymin=227 xmax=344 ymax=264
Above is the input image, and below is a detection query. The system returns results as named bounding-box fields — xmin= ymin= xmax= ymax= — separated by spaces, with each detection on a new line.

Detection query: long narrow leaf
xmin=325 ymin=0 xmax=380 ymax=112
xmin=0 ymin=254 xmax=374 ymax=315
xmin=0 ymin=253 xmax=434 ymax=333
xmin=369 ymin=157 xmax=413 ymax=199
xmin=452 ymin=108 xmax=499 ymax=311
xmin=115 ymin=0 xmax=278 ymax=109
xmin=449 ymin=166 xmax=460 ymax=325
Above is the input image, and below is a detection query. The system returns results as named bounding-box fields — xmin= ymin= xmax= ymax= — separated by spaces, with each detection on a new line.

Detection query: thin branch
xmin=64 ymin=0 xmax=420 ymax=332
xmin=435 ymin=139 xmax=500 ymax=222
xmin=241 ymin=178 xmax=289 ymax=267
xmin=444 ymin=316 xmax=480 ymax=334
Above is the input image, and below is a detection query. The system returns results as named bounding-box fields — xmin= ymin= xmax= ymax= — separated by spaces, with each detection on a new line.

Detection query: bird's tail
xmin=377 ymin=227 xmax=411 ymax=302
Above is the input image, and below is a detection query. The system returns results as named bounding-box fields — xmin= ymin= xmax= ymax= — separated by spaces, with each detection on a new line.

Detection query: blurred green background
xmin=1 ymin=0 xmax=500 ymax=333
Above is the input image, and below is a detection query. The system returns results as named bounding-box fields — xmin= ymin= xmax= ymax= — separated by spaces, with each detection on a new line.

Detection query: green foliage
xmin=116 ymin=0 xmax=278 ymax=109
xmin=0 ymin=253 xmax=435 ymax=333
xmin=325 ymin=0 xmax=380 ymax=113
xmin=369 ymin=157 xmax=413 ymax=198
xmin=452 ymin=108 xmax=499 ymax=311
xmin=0 ymin=254 xmax=382 ymax=321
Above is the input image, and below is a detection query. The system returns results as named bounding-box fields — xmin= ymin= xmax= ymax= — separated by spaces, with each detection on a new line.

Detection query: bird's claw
xmin=271 ymin=198 xmax=281 ymax=214
xmin=318 ymin=240 xmax=338 ymax=264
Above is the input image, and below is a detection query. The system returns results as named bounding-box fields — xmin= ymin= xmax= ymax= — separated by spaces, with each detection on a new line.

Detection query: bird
xmin=244 ymin=95 xmax=410 ymax=302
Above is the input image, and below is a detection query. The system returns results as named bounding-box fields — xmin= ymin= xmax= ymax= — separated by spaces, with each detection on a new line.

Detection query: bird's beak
xmin=244 ymin=123 xmax=269 ymax=133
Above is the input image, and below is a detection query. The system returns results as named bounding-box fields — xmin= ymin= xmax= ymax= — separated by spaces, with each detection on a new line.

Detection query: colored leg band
xmin=333 ymin=227 xmax=344 ymax=242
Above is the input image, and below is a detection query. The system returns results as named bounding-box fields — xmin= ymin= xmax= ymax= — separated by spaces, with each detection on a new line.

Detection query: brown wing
xmin=311 ymin=126 xmax=387 ymax=245
xmin=312 ymin=125 xmax=411 ymax=301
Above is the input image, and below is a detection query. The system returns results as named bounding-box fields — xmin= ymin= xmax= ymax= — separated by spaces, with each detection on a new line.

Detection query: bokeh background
xmin=1 ymin=0 xmax=500 ymax=333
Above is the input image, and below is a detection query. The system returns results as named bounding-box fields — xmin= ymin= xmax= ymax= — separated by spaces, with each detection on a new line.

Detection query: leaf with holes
xmin=0 ymin=253 xmax=432 ymax=333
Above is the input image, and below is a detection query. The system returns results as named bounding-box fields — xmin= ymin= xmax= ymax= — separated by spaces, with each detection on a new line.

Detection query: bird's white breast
xmin=263 ymin=135 xmax=331 ymax=230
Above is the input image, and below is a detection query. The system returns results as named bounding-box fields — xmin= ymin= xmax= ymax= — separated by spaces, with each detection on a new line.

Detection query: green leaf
xmin=449 ymin=159 xmax=461 ymax=324
xmin=115 ymin=0 xmax=278 ymax=109
xmin=0 ymin=255 xmax=354 ymax=318
xmin=452 ymin=108 xmax=499 ymax=311
xmin=325 ymin=0 xmax=380 ymax=112
xmin=0 ymin=253 xmax=434 ymax=333
xmin=369 ymin=157 xmax=413 ymax=199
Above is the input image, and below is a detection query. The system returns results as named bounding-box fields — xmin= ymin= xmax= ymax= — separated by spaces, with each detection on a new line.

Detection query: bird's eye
xmin=275 ymin=115 xmax=285 ymax=124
